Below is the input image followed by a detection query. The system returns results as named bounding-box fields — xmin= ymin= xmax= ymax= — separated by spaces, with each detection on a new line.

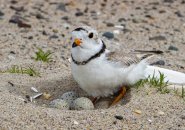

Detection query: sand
xmin=0 ymin=0 xmax=185 ymax=129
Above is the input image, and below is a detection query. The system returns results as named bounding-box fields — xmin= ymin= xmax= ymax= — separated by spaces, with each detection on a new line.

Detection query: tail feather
xmin=145 ymin=66 xmax=185 ymax=85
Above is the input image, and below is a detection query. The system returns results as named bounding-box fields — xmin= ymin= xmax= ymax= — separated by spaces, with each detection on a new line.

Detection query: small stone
xmin=18 ymin=21 xmax=31 ymax=28
xmin=0 ymin=11 xmax=4 ymax=17
xmin=158 ymin=110 xmax=165 ymax=115
xmin=114 ymin=25 xmax=124 ymax=29
xmin=151 ymin=60 xmax=165 ymax=66
xmin=75 ymin=12 xmax=84 ymax=16
xmin=61 ymin=16 xmax=69 ymax=20
xmin=132 ymin=19 xmax=140 ymax=23
xmin=106 ymin=22 xmax=114 ymax=27
xmin=168 ymin=45 xmax=178 ymax=51
xmin=49 ymin=99 xmax=69 ymax=110
xmin=114 ymin=115 xmax=123 ymax=120
xmin=9 ymin=15 xmax=22 ymax=24
xmin=57 ymin=3 xmax=67 ymax=12
xmin=49 ymin=35 xmax=59 ymax=39
xmin=73 ymin=120 xmax=79 ymax=125
xmin=10 ymin=51 xmax=16 ymax=54
xmin=53 ymin=29 xmax=58 ymax=33
xmin=122 ymin=28 xmax=131 ymax=33
xmin=28 ymin=36 xmax=33 ymax=39
xmin=113 ymin=30 xmax=120 ymax=34
xmin=10 ymin=6 xmax=24 ymax=12
xmin=35 ymin=13 xmax=45 ymax=19
xmin=118 ymin=18 xmax=126 ymax=22
xmin=180 ymin=115 xmax=185 ymax=119
xmin=149 ymin=35 xmax=166 ymax=41
xmin=134 ymin=109 xmax=142 ymax=114
xmin=42 ymin=30 xmax=47 ymax=35
xmin=43 ymin=92 xmax=51 ymax=100
xmin=163 ymin=0 xmax=174 ymax=3
xmin=73 ymin=97 xmax=94 ymax=110
xmin=8 ymin=55 xmax=15 ymax=60
xmin=175 ymin=11 xmax=184 ymax=17
xmin=102 ymin=32 xmax=114 ymax=39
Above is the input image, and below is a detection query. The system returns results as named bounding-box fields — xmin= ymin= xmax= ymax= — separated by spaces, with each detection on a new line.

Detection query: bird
xmin=70 ymin=26 xmax=185 ymax=106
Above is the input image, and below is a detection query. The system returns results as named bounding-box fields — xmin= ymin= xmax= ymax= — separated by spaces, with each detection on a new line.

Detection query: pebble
xmin=49 ymin=35 xmax=59 ymax=39
xmin=61 ymin=16 xmax=69 ymax=21
xmin=8 ymin=55 xmax=15 ymax=60
xmin=113 ymin=30 xmax=120 ymax=34
xmin=134 ymin=109 xmax=142 ymax=114
xmin=106 ymin=22 xmax=114 ymax=27
xmin=114 ymin=115 xmax=123 ymax=120
xmin=151 ymin=60 xmax=165 ymax=66
xmin=75 ymin=12 xmax=84 ymax=16
xmin=114 ymin=25 xmax=124 ymax=29
xmin=18 ymin=21 xmax=31 ymax=28
xmin=163 ymin=0 xmax=174 ymax=3
xmin=9 ymin=15 xmax=22 ymax=24
xmin=168 ymin=45 xmax=178 ymax=51
xmin=73 ymin=120 xmax=79 ymax=125
xmin=102 ymin=32 xmax=114 ymax=39
xmin=158 ymin=110 xmax=165 ymax=115
xmin=35 ymin=13 xmax=45 ymax=19
xmin=61 ymin=91 xmax=78 ymax=107
xmin=73 ymin=97 xmax=94 ymax=110
xmin=49 ymin=99 xmax=69 ymax=110
xmin=10 ymin=6 xmax=24 ymax=12
xmin=175 ymin=11 xmax=183 ymax=17
xmin=118 ymin=18 xmax=126 ymax=22
xmin=0 ymin=11 xmax=4 ymax=17
xmin=149 ymin=35 xmax=166 ymax=41
xmin=57 ymin=2 xmax=67 ymax=12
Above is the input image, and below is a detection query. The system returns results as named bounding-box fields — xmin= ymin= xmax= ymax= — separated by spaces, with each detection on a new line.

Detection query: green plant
xmin=34 ymin=48 xmax=52 ymax=62
xmin=2 ymin=65 xmax=40 ymax=77
xmin=134 ymin=71 xmax=170 ymax=94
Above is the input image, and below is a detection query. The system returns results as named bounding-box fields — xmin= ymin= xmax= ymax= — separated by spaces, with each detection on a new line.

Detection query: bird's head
xmin=71 ymin=26 xmax=105 ymax=63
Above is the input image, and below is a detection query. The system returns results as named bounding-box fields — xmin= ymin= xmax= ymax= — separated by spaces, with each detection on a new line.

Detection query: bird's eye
xmin=88 ymin=33 xmax=94 ymax=38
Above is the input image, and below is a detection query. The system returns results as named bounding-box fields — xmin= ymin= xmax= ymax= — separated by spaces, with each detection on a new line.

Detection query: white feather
xmin=145 ymin=66 xmax=185 ymax=89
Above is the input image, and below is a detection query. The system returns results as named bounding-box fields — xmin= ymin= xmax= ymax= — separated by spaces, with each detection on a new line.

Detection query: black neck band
xmin=71 ymin=42 xmax=106 ymax=65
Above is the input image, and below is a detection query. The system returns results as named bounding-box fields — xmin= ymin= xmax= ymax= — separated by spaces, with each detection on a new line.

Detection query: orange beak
xmin=74 ymin=38 xmax=82 ymax=46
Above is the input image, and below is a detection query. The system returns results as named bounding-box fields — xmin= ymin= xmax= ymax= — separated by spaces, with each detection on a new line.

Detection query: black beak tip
xmin=72 ymin=42 xmax=77 ymax=48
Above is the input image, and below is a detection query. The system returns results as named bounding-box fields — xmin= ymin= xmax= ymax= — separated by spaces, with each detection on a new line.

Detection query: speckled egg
xmin=49 ymin=99 xmax=69 ymax=110
xmin=73 ymin=97 xmax=94 ymax=110
xmin=60 ymin=91 xmax=78 ymax=106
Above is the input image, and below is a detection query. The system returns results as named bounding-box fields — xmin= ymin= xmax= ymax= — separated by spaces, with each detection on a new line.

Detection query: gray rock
xmin=75 ymin=12 xmax=84 ymax=16
xmin=175 ymin=11 xmax=183 ymax=17
xmin=149 ymin=35 xmax=166 ymax=41
xmin=106 ymin=22 xmax=114 ymax=27
xmin=49 ymin=35 xmax=59 ymax=39
xmin=49 ymin=99 xmax=69 ymax=110
xmin=57 ymin=3 xmax=67 ymax=12
xmin=102 ymin=32 xmax=114 ymax=39
xmin=0 ymin=11 xmax=4 ymax=17
xmin=151 ymin=60 xmax=165 ymax=66
xmin=168 ymin=45 xmax=179 ymax=51
xmin=73 ymin=97 xmax=94 ymax=110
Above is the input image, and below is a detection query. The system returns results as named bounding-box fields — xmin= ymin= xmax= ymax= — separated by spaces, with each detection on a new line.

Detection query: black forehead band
xmin=73 ymin=27 xmax=88 ymax=32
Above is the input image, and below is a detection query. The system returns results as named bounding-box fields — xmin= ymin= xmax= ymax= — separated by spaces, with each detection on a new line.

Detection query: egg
xmin=73 ymin=97 xmax=94 ymax=110
xmin=61 ymin=91 xmax=78 ymax=108
xmin=49 ymin=99 xmax=69 ymax=110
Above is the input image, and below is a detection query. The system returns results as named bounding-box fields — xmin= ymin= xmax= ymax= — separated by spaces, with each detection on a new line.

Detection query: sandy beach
xmin=0 ymin=0 xmax=185 ymax=129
